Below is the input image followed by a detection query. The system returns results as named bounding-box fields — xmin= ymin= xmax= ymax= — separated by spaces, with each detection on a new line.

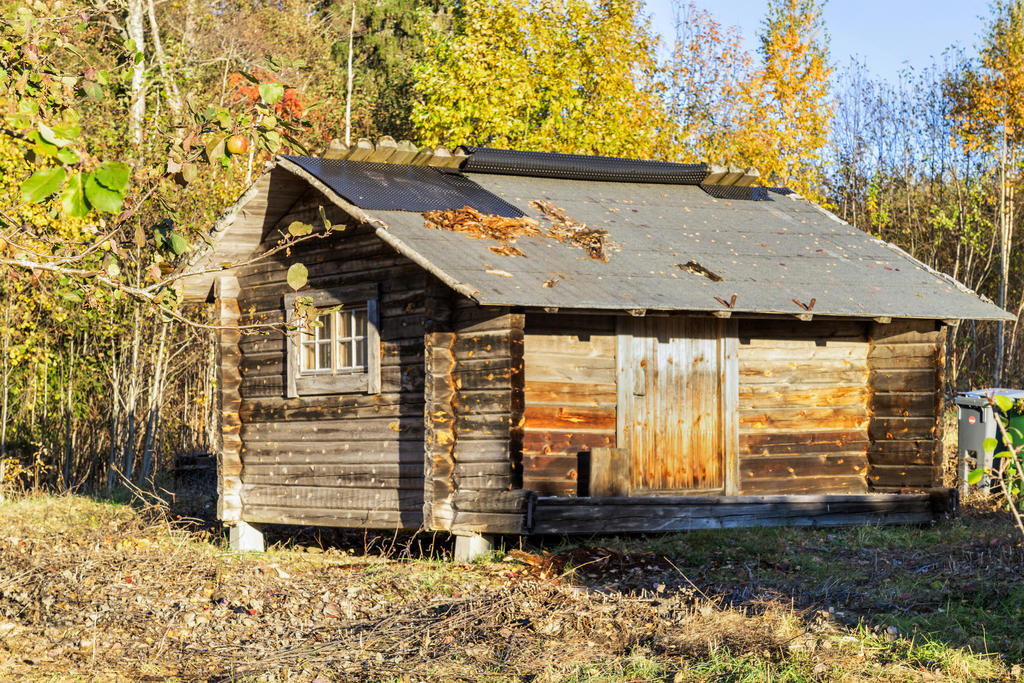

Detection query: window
xmin=300 ymin=307 xmax=368 ymax=373
xmin=284 ymin=285 xmax=380 ymax=397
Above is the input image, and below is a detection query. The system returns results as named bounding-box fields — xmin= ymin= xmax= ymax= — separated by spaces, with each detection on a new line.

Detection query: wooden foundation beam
xmin=530 ymin=491 xmax=955 ymax=535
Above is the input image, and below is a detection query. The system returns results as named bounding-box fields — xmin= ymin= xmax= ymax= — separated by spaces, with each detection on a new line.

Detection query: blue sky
xmin=644 ymin=0 xmax=991 ymax=83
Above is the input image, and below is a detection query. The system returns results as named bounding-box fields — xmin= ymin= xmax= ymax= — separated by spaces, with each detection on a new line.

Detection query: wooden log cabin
xmin=181 ymin=142 xmax=1011 ymax=557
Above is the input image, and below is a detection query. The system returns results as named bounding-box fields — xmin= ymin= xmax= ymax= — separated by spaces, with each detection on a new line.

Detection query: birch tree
xmin=730 ymin=0 xmax=832 ymax=200
xmin=947 ymin=0 xmax=1024 ymax=383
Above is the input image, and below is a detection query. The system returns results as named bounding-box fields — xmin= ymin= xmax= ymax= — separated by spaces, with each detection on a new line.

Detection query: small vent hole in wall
xmin=678 ymin=260 xmax=723 ymax=282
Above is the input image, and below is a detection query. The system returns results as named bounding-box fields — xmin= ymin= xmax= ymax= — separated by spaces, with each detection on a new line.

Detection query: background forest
xmin=0 ymin=0 xmax=1021 ymax=493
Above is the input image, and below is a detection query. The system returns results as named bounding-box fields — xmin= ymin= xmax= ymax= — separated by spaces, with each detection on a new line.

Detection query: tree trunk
xmin=127 ymin=0 xmax=147 ymax=145
xmin=147 ymin=0 xmax=182 ymax=116
xmin=344 ymin=3 xmax=356 ymax=147
xmin=996 ymin=128 xmax=1008 ymax=385
xmin=139 ymin=322 xmax=168 ymax=483
xmin=0 ymin=300 xmax=10 ymax=497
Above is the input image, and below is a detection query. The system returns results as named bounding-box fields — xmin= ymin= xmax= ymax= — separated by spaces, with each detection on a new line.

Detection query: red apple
xmin=226 ymin=134 xmax=249 ymax=155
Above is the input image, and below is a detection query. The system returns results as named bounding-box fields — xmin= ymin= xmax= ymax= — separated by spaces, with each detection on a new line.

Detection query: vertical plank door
xmin=618 ymin=316 xmax=731 ymax=493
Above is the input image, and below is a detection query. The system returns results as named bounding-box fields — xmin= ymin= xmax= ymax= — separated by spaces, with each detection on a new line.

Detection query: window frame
xmin=284 ymin=283 xmax=380 ymax=397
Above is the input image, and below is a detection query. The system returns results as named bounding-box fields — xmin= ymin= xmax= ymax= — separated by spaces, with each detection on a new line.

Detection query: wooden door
xmin=617 ymin=317 xmax=737 ymax=493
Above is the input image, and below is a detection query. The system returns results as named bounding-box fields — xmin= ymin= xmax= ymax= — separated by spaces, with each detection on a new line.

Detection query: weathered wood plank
xmin=523 ymin=430 xmax=615 ymax=454
xmin=741 ymin=432 xmax=870 ymax=456
xmin=241 ymin=417 xmax=425 ymax=441
xmin=525 ymin=334 xmax=617 ymax=355
xmin=532 ymin=493 xmax=935 ymax=534
xmin=738 ymin=368 xmax=868 ymax=386
xmin=523 ymin=478 xmax=577 ymax=496
xmin=739 ymin=320 xmax=869 ymax=341
xmin=740 ymin=409 xmax=869 ymax=431
xmin=522 ymin=454 xmax=579 ymax=479
xmin=738 ymin=345 xmax=869 ymax=362
xmin=241 ymin=505 xmax=419 ymax=529
xmin=868 ymin=464 xmax=940 ymax=489
xmin=589 ymin=448 xmax=630 ymax=497
xmin=740 ymin=475 xmax=867 ymax=495
xmin=740 ymin=453 xmax=869 ymax=479
xmin=523 ymin=405 xmax=616 ymax=432
xmin=241 ymin=484 xmax=423 ymax=509
xmin=739 ymin=385 xmax=868 ymax=409
xmin=869 ymin=392 xmax=937 ymax=416
xmin=524 ymin=381 xmax=617 ymax=407
xmin=868 ymin=417 xmax=938 ymax=440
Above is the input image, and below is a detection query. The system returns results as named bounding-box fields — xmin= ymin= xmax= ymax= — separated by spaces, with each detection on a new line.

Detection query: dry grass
xmin=0 ymin=494 xmax=1018 ymax=681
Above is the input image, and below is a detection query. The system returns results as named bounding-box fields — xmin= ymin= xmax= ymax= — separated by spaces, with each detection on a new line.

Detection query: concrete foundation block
xmin=229 ymin=520 xmax=265 ymax=552
xmin=454 ymin=533 xmax=496 ymax=562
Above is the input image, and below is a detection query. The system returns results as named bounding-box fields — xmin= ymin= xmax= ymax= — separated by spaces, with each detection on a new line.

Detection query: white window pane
xmin=302 ymin=343 xmax=315 ymax=371
xmin=318 ymin=313 xmax=332 ymax=341
xmin=339 ymin=339 xmax=352 ymax=368
xmin=355 ymin=309 xmax=367 ymax=338
xmin=355 ymin=338 xmax=366 ymax=368
xmin=318 ymin=341 xmax=331 ymax=369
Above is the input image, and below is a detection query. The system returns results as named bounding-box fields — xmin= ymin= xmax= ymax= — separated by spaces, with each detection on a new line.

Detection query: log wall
xmin=424 ymin=293 xmax=530 ymax=534
xmin=867 ymin=320 xmax=945 ymax=490
xmin=521 ymin=314 xmax=618 ymax=496
xmin=215 ymin=276 xmax=243 ymax=524
xmin=737 ymin=320 xmax=871 ymax=495
xmin=233 ymin=190 xmax=427 ymax=529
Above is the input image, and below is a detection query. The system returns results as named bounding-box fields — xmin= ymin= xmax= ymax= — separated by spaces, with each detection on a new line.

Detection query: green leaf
xmin=237 ymin=70 xmax=260 ymax=84
xmin=168 ymin=232 xmax=190 ymax=256
xmin=51 ymin=122 xmax=81 ymax=140
xmin=995 ymin=394 xmax=1014 ymax=413
xmin=967 ymin=468 xmax=985 ymax=485
xmin=286 ymin=263 xmax=308 ymax=291
xmin=215 ymin=109 xmax=232 ymax=131
xmin=5 ymin=112 xmax=31 ymax=130
xmin=81 ymin=80 xmax=103 ymax=101
xmin=287 ymin=221 xmax=313 ymax=237
xmin=205 ymin=133 xmax=227 ymax=162
xmin=21 ymin=166 xmax=66 ymax=202
xmin=94 ymin=161 xmax=130 ymax=191
xmin=180 ymin=163 xmax=198 ymax=184
xmin=983 ymin=437 xmax=998 ymax=455
xmin=28 ymin=131 xmax=58 ymax=157
xmin=318 ymin=205 xmax=332 ymax=232
xmin=55 ymin=147 xmax=80 ymax=165
xmin=60 ymin=173 xmax=88 ymax=217
xmin=280 ymin=131 xmax=308 ymax=155
xmin=84 ymin=173 xmax=123 ymax=213
xmin=37 ymin=122 xmax=73 ymax=147
xmin=259 ymin=82 xmax=285 ymax=105
xmin=262 ymin=129 xmax=282 ymax=153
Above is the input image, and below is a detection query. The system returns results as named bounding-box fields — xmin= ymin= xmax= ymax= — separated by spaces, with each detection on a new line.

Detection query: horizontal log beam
xmin=531 ymin=490 xmax=954 ymax=535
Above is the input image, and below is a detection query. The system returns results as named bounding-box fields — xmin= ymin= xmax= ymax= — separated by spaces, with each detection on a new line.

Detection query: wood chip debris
xmin=422 ymin=206 xmax=540 ymax=257
xmin=530 ymin=200 xmax=616 ymax=263
xmin=422 ymin=203 xmax=617 ymax=263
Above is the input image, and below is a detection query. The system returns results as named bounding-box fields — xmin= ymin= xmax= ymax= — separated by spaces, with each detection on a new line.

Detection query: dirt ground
xmin=1 ymin=492 xmax=1022 ymax=682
